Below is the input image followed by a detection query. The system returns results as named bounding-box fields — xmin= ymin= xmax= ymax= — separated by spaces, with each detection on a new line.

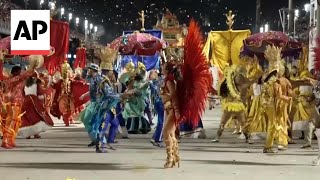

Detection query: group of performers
xmin=2 ymin=18 xmax=320 ymax=169
xmin=214 ymin=45 xmax=320 ymax=165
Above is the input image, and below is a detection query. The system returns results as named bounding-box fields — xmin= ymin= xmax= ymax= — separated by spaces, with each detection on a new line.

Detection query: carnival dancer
xmin=18 ymin=77 xmax=54 ymax=138
xmin=312 ymin=77 xmax=320 ymax=165
xmin=149 ymin=70 xmax=165 ymax=147
xmin=39 ymin=72 xmax=55 ymax=114
xmin=51 ymin=72 xmax=63 ymax=120
xmin=0 ymin=50 xmax=6 ymax=140
xmin=138 ymin=62 xmax=154 ymax=126
xmin=97 ymin=64 xmax=121 ymax=148
xmin=212 ymin=59 xmax=262 ymax=143
xmin=245 ymin=77 xmax=266 ymax=143
xmin=57 ymin=61 xmax=76 ymax=127
xmin=113 ymin=77 xmax=128 ymax=139
xmin=79 ymin=63 xmax=102 ymax=147
xmin=122 ymin=73 xmax=151 ymax=134
xmin=1 ymin=64 xmax=35 ymax=149
xmin=0 ymin=51 xmax=6 ymax=139
xmin=71 ymin=68 xmax=90 ymax=124
xmin=260 ymin=45 xmax=289 ymax=153
xmin=117 ymin=62 xmax=136 ymax=138
xmin=275 ymin=60 xmax=293 ymax=151
xmin=93 ymin=73 xmax=122 ymax=153
xmin=160 ymin=20 xmax=212 ymax=168
xmin=291 ymin=70 xmax=315 ymax=148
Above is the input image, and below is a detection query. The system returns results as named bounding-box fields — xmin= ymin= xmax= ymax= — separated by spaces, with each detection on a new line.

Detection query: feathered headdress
xmin=99 ymin=46 xmax=118 ymax=71
xmin=297 ymin=46 xmax=308 ymax=74
xmin=125 ymin=61 xmax=135 ymax=73
xmin=247 ymin=55 xmax=263 ymax=80
xmin=177 ymin=19 xmax=212 ymax=127
xmin=264 ymin=45 xmax=282 ymax=74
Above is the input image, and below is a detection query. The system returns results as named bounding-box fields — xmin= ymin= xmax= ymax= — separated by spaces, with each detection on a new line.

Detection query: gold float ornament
xmin=138 ymin=10 xmax=146 ymax=31
xmin=264 ymin=45 xmax=282 ymax=74
xmin=225 ymin=10 xmax=235 ymax=30
xmin=99 ymin=46 xmax=118 ymax=71
xmin=61 ymin=60 xmax=71 ymax=80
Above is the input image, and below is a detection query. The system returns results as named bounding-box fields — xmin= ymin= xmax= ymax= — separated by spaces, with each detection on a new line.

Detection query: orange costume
xmin=1 ymin=68 xmax=34 ymax=149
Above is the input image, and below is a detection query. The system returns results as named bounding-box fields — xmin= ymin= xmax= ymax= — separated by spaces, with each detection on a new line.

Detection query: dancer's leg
xmin=264 ymin=107 xmax=277 ymax=153
xmin=212 ymin=111 xmax=232 ymax=142
xmin=163 ymin=110 xmax=175 ymax=168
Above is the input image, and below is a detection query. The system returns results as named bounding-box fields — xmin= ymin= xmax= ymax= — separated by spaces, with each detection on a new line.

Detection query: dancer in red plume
xmin=161 ymin=19 xmax=212 ymax=168
xmin=311 ymin=36 xmax=320 ymax=165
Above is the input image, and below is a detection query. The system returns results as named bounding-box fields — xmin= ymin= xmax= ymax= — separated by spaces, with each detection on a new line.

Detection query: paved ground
xmin=0 ymin=107 xmax=319 ymax=180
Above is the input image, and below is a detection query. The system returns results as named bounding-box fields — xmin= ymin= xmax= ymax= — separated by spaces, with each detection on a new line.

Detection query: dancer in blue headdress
xmin=122 ymin=74 xmax=151 ymax=134
xmin=79 ymin=63 xmax=103 ymax=147
xmin=93 ymin=73 xmax=125 ymax=153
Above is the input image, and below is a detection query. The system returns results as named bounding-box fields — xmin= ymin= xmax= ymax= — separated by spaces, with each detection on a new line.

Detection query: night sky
xmin=12 ymin=0 xmax=310 ymax=43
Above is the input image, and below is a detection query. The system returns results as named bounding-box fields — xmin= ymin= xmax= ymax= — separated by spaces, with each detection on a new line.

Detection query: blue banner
xmin=117 ymin=53 xmax=160 ymax=71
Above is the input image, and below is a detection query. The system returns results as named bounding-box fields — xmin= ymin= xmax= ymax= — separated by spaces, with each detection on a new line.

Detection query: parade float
xmin=108 ymin=10 xmax=168 ymax=75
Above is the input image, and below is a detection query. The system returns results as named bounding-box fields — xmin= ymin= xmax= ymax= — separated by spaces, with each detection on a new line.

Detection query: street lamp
xmin=264 ymin=24 xmax=269 ymax=32
xmin=295 ymin=9 xmax=299 ymax=19
xmin=49 ymin=1 xmax=55 ymax=10
xmin=69 ymin=13 xmax=72 ymax=21
xmin=39 ymin=0 xmax=44 ymax=9
xmin=85 ymin=20 xmax=88 ymax=29
xmin=76 ymin=17 xmax=79 ymax=25
xmin=61 ymin=7 xmax=64 ymax=16
xmin=294 ymin=9 xmax=299 ymax=38
xmin=304 ymin=3 xmax=311 ymax=12
xmin=260 ymin=27 xmax=264 ymax=33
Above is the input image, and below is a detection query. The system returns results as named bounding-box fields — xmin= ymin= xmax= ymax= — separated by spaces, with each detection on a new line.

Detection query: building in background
xmin=154 ymin=9 xmax=188 ymax=47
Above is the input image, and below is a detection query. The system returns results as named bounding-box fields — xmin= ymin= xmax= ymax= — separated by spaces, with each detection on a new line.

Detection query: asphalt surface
xmin=0 ymin=107 xmax=319 ymax=180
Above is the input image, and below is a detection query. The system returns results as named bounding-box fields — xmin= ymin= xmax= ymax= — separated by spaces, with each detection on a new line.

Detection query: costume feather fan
xmin=314 ymin=36 xmax=320 ymax=72
xmin=178 ymin=19 xmax=212 ymax=127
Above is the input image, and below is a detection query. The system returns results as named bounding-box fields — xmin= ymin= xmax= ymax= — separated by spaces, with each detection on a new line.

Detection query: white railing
xmin=0 ymin=19 xmax=10 ymax=35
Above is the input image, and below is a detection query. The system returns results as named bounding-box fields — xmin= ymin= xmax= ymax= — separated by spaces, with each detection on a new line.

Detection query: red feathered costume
xmin=161 ymin=19 xmax=212 ymax=168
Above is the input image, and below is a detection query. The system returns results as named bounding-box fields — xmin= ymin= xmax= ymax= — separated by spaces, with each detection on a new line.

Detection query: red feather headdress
xmin=314 ymin=36 xmax=320 ymax=72
xmin=177 ymin=19 xmax=212 ymax=127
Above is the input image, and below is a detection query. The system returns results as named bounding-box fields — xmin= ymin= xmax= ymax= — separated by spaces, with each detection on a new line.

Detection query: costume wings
xmin=177 ymin=19 xmax=212 ymax=127
xmin=314 ymin=36 xmax=320 ymax=72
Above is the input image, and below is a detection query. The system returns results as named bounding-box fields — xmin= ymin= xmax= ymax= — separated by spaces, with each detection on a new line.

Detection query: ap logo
xmin=11 ymin=10 xmax=50 ymax=55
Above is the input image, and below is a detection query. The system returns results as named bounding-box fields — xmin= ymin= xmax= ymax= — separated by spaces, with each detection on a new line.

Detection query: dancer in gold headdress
xmin=212 ymin=56 xmax=262 ymax=143
xmin=262 ymin=45 xmax=291 ymax=153
xmin=275 ymin=60 xmax=293 ymax=150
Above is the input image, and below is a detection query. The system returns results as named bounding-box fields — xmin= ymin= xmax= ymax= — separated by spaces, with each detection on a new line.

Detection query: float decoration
xmin=243 ymin=31 xmax=302 ymax=58
xmin=203 ymin=11 xmax=251 ymax=70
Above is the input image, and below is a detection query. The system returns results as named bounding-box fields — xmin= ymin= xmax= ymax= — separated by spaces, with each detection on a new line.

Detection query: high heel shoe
xmin=172 ymin=141 xmax=180 ymax=168
xmin=164 ymin=147 xmax=174 ymax=168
